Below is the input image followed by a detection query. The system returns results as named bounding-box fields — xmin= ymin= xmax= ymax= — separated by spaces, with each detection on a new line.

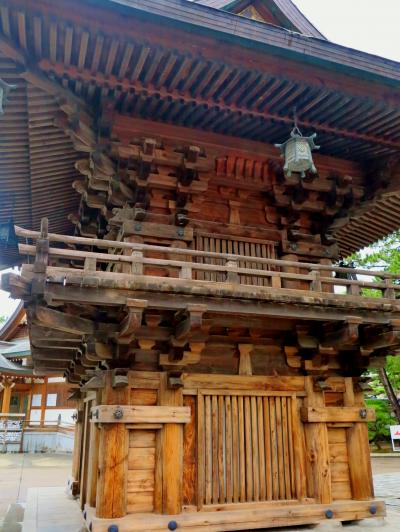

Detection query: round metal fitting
xmin=108 ymin=526 xmax=119 ymax=532
xmin=168 ymin=521 xmax=178 ymax=530
xmin=369 ymin=505 xmax=377 ymax=515
xmin=113 ymin=407 xmax=124 ymax=420
xmin=134 ymin=222 xmax=142 ymax=231
xmin=359 ymin=408 xmax=367 ymax=419
xmin=177 ymin=228 xmax=184 ymax=237
xmin=325 ymin=509 xmax=334 ymax=519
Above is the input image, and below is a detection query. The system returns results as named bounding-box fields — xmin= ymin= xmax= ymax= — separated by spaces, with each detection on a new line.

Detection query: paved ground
xmin=0 ymin=453 xmax=72 ymax=519
xmin=0 ymin=454 xmax=399 ymax=530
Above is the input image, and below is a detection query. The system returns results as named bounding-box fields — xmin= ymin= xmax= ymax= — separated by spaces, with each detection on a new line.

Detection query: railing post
xmin=384 ymin=278 xmax=395 ymax=299
xmin=225 ymin=259 xmax=239 ymax=284
xmin=131 ymin=251 xmax=144 ymax=275
xmin=347 ymin=283 xmax=360 ymax=296
xmin=310 ymin=270 xmax=322 ymax=292
xmin=180 ymin=264 xmax=192 ymax=280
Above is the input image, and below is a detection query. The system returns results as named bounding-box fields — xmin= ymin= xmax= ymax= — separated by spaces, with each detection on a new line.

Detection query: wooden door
xmin=195 ymin=391 xmax=299 ymax=508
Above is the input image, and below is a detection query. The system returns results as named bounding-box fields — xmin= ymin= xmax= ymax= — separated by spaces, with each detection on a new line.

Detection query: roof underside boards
xmin=1 ymin=2 xmax=398 ymax=162
xmin=0 ymin=352 xmax=33 ymax=375
xmin=0 ymin=54 xmax=81 ymax=265
xmin=191 ymin=0 xmax=326 ymax=39
xmin=0 ymin=0 xmax=398 ymax=256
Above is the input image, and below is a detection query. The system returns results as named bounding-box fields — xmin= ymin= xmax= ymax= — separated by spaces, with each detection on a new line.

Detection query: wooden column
xmin=1 ymin=381 xmax=13 ymax=413
xmin=304 ymin=377 xmax=332 ymax=504
xmin=86 ymin=392 xmax=101 ymax=508
xmin=71 ymin=397 xmax=84 ymax=496
xmin=96 ymin=371 xmax=129 ymax=519
xmin=160 ymin=373 xmax=184 ymax=515
xmin=40 ymin=378 xmax=47 ymax=427
xmin=344 ymin=378 xmax=374 ymax=500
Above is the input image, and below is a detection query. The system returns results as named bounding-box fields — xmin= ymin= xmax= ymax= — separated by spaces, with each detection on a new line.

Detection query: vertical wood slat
xmin=194 ymin=233 xmax=277 ymax=285
xmin=197 ymin=391 xmax=298 ymax=506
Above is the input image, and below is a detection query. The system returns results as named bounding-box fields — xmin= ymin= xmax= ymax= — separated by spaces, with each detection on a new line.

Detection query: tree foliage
xmin=350 ymin=231 xmax=400 ymax=444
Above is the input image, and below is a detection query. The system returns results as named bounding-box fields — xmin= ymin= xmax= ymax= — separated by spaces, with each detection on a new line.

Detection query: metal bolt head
xmin=177 ymin=228 xmax=184 ymax=237
xmin=369 ymin=505 xmax=377 ymax=515
xmin=168 ymin=521 xmax=178 ymax=531
xmin=113 ymin=407 xmax=124 ymax=420
xmin=359 ymin=408 xmax=367 ymax=419
xmin=108 ymin=526 xmax=118 ymax=532
xmin=325 ymin=509 xmax=334 ymax=519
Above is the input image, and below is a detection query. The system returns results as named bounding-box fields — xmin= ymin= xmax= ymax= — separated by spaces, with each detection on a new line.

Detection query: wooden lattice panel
xmin=198 ymin=391 xmax=296 ymax=506
xmin=194 ymin=233 xmax=276 ymax=285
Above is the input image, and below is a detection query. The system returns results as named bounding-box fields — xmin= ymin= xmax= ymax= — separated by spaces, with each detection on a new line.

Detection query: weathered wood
xmin=160 ymin=373 xmax=184 ymax=514
xmin=91 ymin=405 xmax=191 ymax=424
xmin=301 ymin=406 xmax=375 ymax=423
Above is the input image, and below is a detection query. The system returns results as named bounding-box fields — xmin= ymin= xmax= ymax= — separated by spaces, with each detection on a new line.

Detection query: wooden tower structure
xmin=1 ymin=0 xmax=400 ymax=529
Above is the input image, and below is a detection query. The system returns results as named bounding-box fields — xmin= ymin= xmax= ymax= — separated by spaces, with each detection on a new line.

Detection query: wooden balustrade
xmin=15 ymin=224 xmax=400 ymax=302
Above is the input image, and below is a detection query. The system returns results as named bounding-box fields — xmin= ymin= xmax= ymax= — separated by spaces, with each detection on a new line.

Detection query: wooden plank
xmin=96 ymin=372 xmax=130 ymax=518
xmin=344 ymin=379 xmax=374 ymax=500
xmin=86 ymin=499 xmax=386 ymax=531
xmin=218 ymin=395 xmax=225 ymax=503
xmin=244 ymin=396 xmax=253 ymax=501
xmin=231 ymin=395 xmax=239 ymax=504
xmin=160 ymin=374 xmax=184 ymax=515
xmin=250 ymin=396 xmax=260 ymax=501
xmin=291 ymin=398 xmax=307 ymax=501
xmin=275 ymin=397 xmax=286 ymax=500
xmin=127 ymin=469 xmax=155 ymax=492
xmin=91 ymin=405 xmax=191 ymax=424
xmin=225 ymin=396 xmax=233 ymax=504
xmin=205 ymin=394 xmax=212 ymax=505
xmin=126 ymin=491 xmax=154 ymax=513
xmin=211 ymin=395 xmax=219 ymax=504
xmin=128 ymin=446 xmax=155 ymax=470
xmin=182 ymin=374 xmax=305 ymax=392
xmin=331 ymin=481 xmax=352 ymax=501
xmin=263 ymin=397 xmax=273 ymax=501
xmin=257 ymin=397 xmax=266 ymax=501
xmin=130 ymin=388 xmax=158 ymax=405
xmin=301 ymin=406 xmax=375 ymax=423
xmin=197 ymin=393 xmax=205 ymax=509
xmin=238 ymin=396 xmax=246 ymax=502
xmin=129 ymin=430 xmax=156 ymax=448
xmin=281 ymin=397 xmax=292 ymax=499
xmin=304 ymin=377 xmax=332 ymax=504
xmin=182 ymin=395 xmax=197 ymax=506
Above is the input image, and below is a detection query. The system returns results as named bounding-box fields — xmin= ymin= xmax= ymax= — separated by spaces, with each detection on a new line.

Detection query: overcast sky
xmin=0 ymin=0 xmax=399 ymax=321
xmin=293 ymin=0 xmax=400 ymax=61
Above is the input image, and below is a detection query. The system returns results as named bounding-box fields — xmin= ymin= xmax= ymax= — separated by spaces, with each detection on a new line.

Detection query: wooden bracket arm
xmin=117 ymin=299 xmax=148 ymax=344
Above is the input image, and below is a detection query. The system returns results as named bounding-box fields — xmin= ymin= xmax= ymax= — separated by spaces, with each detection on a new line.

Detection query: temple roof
xmin=0 ymin=0 xmax=399 ymax=260
xmin=190 ymin=0 xmax=326 ymax=38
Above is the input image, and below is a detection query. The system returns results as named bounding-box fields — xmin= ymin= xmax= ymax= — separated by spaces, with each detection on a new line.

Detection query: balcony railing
xmin=14 ymin=224 xmax=400 ymax=305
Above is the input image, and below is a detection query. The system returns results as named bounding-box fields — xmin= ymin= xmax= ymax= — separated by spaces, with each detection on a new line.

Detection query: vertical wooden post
xmin=86 ymin=393 xmax=101 ymax=508
xmin=40 ymin=378 xmax=47 ymax=427
xmin=71 ymin=398 xmax=84 ymax=495
xmin=304 ymin=377 xmax=332 ymax=504
xmin=96 ymin=371 xmax=129 ymax=519
xmin=238 ymin=344 xmax=253 ymax=376
xmin=1 ymin=381 xmax=13 ymax=413
xmin=160 ymin=373 xmax=184 ymax=515
xmin=344 ymin=378 xmax=374 ymax=500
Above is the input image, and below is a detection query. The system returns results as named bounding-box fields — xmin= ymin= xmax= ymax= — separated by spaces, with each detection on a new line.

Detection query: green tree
xmin=350 ymin=231 xmax=400 ymax=440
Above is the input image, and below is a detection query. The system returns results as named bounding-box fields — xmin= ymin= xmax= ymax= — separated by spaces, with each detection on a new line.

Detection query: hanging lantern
xmin=275 ymin=112 xmax=319 ymax=178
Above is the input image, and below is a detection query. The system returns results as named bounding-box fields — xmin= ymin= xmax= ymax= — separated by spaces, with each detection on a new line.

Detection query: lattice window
xmin=194 ymin=233 xmax=277 ymax=285
xmin=197 ymin=391 xmax=296 ymax=506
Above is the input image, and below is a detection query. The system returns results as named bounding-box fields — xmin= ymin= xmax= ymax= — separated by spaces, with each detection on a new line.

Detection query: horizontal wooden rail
xmin=15 ymin=225 xmax=400 ymax=279
xmin=90 ymin=405 xmax=191 ymax=424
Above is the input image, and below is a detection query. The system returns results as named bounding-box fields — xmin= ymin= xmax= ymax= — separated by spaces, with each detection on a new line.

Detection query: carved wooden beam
xmin=174 ymin=304 xmax=208 ymax=343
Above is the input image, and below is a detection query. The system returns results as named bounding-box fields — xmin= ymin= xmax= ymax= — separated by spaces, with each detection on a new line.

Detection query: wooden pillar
xmin=71 ymin=398 xmax=84 ymax=494
xmin=344 ymin=378 xmax=374 ymax=500
xmin=86 ymin=392 xmax=101 ymax=508
xmin=1 ymin=381 xmax=13 ymax=413
xmin=160 ymin=373 xmax=184 ymax=515
xmin=304 ymin=376 xmax=332 ymax=504
xmin=40 ymin=378 xmax=47 ymax=427
xmin=96 ymin=371 xmax=129 ymax=519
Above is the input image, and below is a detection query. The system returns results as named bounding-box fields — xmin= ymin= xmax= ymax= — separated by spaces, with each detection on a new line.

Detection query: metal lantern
xmin=275 ymin=119 xmax=319 ymax=178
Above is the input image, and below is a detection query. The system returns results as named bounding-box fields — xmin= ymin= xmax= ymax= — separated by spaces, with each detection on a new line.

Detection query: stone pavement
xmin=0 ymin=453 xmax=72 ymax=519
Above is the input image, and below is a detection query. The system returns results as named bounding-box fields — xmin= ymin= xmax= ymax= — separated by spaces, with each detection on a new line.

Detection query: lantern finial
xmin=275 ymin=108 xmax=319 ymax=178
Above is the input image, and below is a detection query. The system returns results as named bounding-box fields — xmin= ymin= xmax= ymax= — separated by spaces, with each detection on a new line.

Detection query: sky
xmin=292 ymin=0 xmax=400 ymax=62
xmin=0 ymin=0 xmax=399 ymax=321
